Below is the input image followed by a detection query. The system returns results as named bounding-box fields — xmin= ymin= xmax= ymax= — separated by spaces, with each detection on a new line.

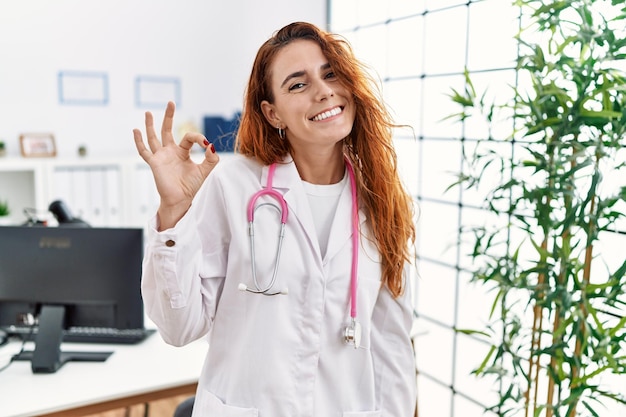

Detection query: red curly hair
xmin=236 ymin=22 xmax=415 ymax=297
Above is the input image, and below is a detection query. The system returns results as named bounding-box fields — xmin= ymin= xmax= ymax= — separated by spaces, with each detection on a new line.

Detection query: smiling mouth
xmin=310 ymin=106 xmax=343 ymax=121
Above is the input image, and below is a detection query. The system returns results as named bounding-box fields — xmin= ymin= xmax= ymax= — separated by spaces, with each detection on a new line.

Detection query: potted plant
xmin=447 ymin=0 xmax=626 ymax=416
xmin=0 ymin=200 xmax=10 ymax=225
xmin=0 ymin=140 xmax=6 ymax=157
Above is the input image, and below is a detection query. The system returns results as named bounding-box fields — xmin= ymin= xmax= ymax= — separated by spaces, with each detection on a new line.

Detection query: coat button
xmin=165 ymin=239 xmax=176 ymax=247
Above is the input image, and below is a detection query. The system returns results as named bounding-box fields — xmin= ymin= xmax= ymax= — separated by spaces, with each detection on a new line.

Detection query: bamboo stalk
xmin=546 ymin=248 xmax=567 ymax=417
xmin=526 ymin=142 xmax=557 ymax=417
xmin=546 ymin=221 xmax=571 ymax=416
xmin=547 ymin=149 xmax=575 ymax=416
xmin=532 ymin=307 xmax=545 ymax=415
xmin=546 ymin=307 xmax=560 ymax=417
xmin=525 ymin=307 xmax=538 ymax=417
xmin=526 ymin=237 xmax=549 ymax=417
xmin=568 ymin=192 xmax=596 ymax=417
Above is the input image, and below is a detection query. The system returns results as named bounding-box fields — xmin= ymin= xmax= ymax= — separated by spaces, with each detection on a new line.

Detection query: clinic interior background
xmin=1 ymin=0 xmax=624 ymax=416
xmin=0 ymin=0 xmax=326 ymax=158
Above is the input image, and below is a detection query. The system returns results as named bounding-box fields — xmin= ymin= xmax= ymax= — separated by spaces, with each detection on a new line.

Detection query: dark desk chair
xmin=173 ymin=396 xmax=195 ymax=417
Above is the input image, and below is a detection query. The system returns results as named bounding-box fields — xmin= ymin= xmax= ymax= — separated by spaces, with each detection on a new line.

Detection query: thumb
xmin=199 ymin=141 xmax=220 ymax=175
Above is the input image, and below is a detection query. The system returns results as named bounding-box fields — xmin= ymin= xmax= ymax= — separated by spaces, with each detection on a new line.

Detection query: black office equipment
xmin=48 ymin=199 xmax=90 ymax=227
xmin=0 ymin=226 xmax=150 ymax=373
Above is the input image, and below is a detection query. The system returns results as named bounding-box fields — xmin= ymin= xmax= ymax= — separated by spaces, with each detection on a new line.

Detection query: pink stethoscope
xmin=238 ymin=157 xmax=362 ymax=348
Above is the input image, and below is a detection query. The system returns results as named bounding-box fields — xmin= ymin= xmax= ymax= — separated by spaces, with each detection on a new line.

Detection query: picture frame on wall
xmin=19 ymin=133 xmax=57 ymax=158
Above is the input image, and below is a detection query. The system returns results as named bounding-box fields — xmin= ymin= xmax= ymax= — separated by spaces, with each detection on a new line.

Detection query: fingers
xmin=144 ymin=110 xmax=160 ymax=153
xmin=178 ymin=132 xmax=219 ymax=172
xmin=179 ymin=132 xmax=208 ymax=152
xmin=132 ymin=128 xmax=151 ymax=162
xmin=136 ymin=101 xmax=207 ymax=159
xmin=142 ymin=101 xmax=176 ymax=153
xmin=179 ymin=132 xmax=219 ymax=163
xmin=200 ymin=140 xmax=220 ymax=176
xmin=160 ymin=101 xmax=176 ymax=146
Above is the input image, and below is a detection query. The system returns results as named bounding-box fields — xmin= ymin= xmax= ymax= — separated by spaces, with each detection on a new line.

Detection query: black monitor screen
xmin=0 ymin=226 xmax=145 ymax=372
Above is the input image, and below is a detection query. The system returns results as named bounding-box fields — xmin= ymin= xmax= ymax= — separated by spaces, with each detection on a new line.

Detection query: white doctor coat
xmin=141 ymin=154 xmax=416 ymax=417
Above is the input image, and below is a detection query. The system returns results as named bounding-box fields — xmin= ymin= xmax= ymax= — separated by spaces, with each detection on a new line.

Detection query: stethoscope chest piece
xmin=344 ymin=319 xmax=362 ymax=349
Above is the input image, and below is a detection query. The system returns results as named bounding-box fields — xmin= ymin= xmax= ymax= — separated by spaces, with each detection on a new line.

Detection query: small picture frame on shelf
xmin=19 ymin=133 xmax=57 ymax=158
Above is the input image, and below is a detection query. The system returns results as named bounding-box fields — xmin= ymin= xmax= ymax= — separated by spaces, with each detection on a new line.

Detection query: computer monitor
xmin=0 ymin=226 xmax=145 ymax=373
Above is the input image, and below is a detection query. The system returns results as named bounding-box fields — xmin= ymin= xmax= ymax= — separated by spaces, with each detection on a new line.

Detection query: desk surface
xmin=0 ymin=331 xmax=207 ymax=417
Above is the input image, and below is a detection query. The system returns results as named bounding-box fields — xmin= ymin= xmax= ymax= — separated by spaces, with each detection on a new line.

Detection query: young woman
xmin=133 ymin=21 xmax=417 ymax=416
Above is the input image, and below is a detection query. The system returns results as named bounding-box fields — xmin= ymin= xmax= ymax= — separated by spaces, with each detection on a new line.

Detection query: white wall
xmin=0 ymin=0 xmax=326 ymax=158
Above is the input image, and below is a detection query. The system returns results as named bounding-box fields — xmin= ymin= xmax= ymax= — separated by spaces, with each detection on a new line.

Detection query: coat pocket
xmin=193 ymin=390 xmax=259 ymax=417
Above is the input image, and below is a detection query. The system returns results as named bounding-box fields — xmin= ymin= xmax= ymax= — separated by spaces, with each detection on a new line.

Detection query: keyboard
xmin=4 ymin=325 xmax=156 ymax=345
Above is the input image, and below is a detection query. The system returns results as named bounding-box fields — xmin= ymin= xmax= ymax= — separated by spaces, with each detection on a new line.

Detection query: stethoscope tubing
xmin=247 ymin=212 xmax=286 ymax=295
xmin=245 ymin=164 xmax=290 ymax=296
xmin=244 ymin=158 xmax=360 ymax=334
xmin=247 ymin=164 xmax=288 ymax=223
xmin=346 ymin=158 xmax=359 ymax=320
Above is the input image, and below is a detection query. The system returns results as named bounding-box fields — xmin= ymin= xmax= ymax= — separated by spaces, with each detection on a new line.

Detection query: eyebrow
xmin=280 ymin=63 xmax=332 ymax=88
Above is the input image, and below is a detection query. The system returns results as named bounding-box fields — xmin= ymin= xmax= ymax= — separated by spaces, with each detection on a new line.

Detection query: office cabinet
xmin=0 ymin=153 xmax=233 ymax=228
xmin=0 ymin=157 xmax=152 ymax=228
xmin=0 ymin=159 xmax=45 ymax=225
xmin=49 ymin=164 xmax=123 ymax=227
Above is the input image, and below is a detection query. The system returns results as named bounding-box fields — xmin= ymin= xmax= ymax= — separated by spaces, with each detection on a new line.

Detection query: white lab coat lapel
xmin=324 ymin=174 xmax=366 ymax=263
xmin=260 ymin=160 xmax=323 ymax=261
xmin=262 ymin=159 xmax=366 ymax=265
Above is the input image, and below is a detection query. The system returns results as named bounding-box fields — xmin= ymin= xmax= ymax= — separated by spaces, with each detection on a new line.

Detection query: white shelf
xmin=0 ymin=153 xmax=235 ymax=228
xmin=0 ymin=156 xmax=154 ymax=228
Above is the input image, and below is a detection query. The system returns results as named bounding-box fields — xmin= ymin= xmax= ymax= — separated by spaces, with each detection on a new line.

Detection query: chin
xmin=337 ymin=125 xmax=354 ymax=140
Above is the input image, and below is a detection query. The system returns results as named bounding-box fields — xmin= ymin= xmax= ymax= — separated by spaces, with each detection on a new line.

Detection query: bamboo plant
xmin=447 ymin=0 xmax=626 ymax=416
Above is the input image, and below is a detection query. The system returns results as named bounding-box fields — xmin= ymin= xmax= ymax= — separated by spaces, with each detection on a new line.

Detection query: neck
xmin=291 ymin=148 xmax=345 ymax=185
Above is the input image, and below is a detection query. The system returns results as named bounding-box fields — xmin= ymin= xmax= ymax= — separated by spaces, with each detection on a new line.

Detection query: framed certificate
xmin=19 ymin=133 xmax=57 ymax=158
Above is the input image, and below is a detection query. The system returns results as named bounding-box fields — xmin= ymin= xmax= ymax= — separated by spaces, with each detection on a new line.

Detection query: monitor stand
xmin=13 ymin=305 xmax=113 ymax=373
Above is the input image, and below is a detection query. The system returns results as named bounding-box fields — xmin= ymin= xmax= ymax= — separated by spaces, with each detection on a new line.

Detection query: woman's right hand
xmin=133 ymin=101 xmax=220 ymax=230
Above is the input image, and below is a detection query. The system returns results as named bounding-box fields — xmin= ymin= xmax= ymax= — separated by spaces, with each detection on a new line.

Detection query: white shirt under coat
xmin=141 ymin=154 xmax=417 ymax=416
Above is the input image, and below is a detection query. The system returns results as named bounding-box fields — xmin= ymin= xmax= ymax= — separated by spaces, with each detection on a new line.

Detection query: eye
xmin=288 ymin=82 xmax=306 ymax=91
xmin=325 ymin=71 xmax=336 ymax=80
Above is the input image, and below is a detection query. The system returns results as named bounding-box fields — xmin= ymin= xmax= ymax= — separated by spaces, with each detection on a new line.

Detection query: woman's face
xmin=261 ymin=39 xmax=356 ymax=155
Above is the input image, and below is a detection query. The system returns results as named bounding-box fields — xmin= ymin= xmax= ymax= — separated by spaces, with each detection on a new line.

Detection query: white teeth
xmin=312 ymin=107 xmax=342 ymax=121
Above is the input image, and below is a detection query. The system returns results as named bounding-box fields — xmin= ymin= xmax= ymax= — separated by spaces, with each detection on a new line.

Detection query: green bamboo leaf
xmin=585 ymin=281 xmax=618 ymax=292
xmin=585 ymin=298 xmax=606 ymax=334
xmin=574 ymin=363 xmax=612 ymax=386
xmin=602 ymin=74 xmax=613 ymax=111
xmin=580 ymin=109 xmax=623 ymax=119
xmin=581 ymin=400 xmax=601 ymax=417
xmin=610 ymin=257 xmax=626 ymax=281
xmin=555 ymin=34 xmax=578 ymax=56
xmin=455 ymin=328 xmax=491 ymax=338
xmin=444 ymin=173 xmax=472 ymax=193
xmin=447 ymin=88 xmax=474 ymax=107
xmin=488 ymin=288 xmax=505 ymax=320
xmin=608 ymin=315 xmax=626 ymax=338
xmin=473 ymin=344 xmax=497 ymax=375
xmin=593 ymin=387 xmax=626 ymax=405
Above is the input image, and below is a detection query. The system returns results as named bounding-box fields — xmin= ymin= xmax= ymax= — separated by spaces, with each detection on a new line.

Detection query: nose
xmin=314 ymin=80 xmax=334 ymax=101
